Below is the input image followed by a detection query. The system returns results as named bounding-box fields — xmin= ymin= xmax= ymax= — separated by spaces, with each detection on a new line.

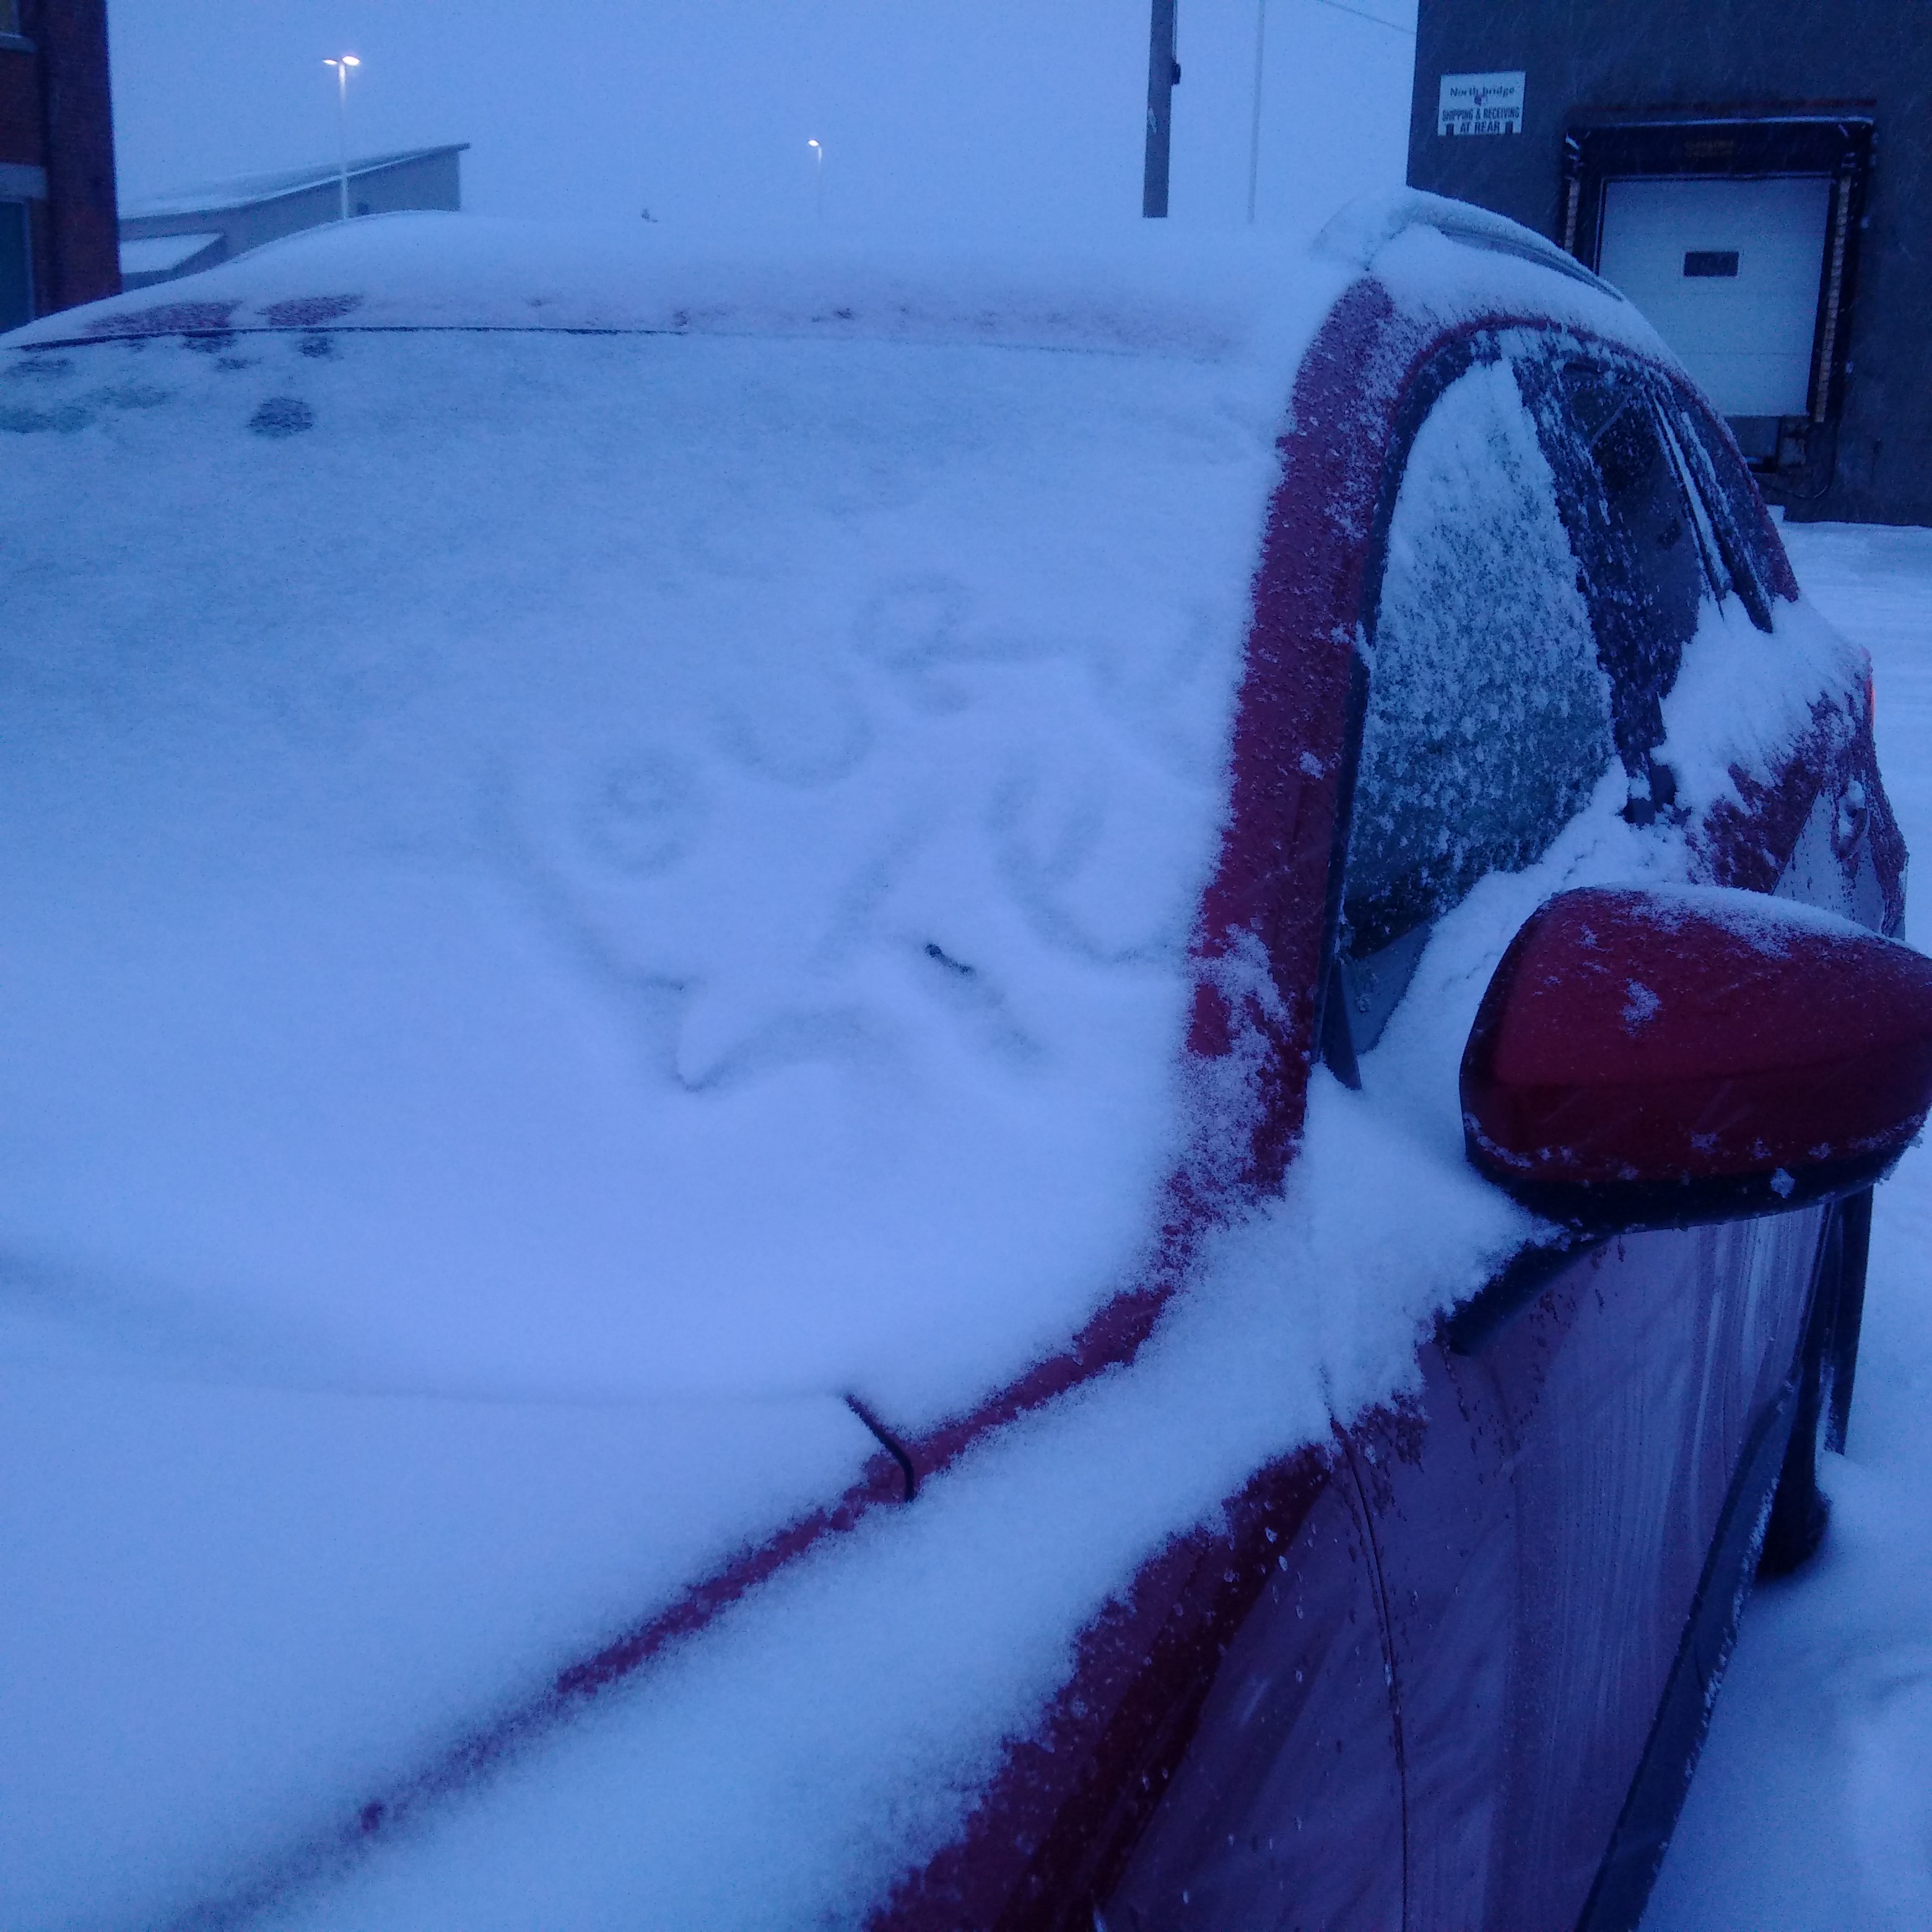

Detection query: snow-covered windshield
xmin=1 ymin=315 xmax=1293 ymax=1425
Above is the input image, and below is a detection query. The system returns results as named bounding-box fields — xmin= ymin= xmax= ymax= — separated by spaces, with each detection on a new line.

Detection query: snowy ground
xmin=1645 ymin=521 xmax=1932 ymax=1932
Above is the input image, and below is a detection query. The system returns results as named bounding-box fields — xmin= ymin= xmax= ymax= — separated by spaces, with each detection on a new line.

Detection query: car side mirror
xmin=1460 ymin=887 xmax=1932 ymax=1230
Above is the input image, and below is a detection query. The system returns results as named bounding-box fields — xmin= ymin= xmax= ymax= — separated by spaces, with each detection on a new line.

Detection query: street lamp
xmin=1246 ymin=0 xmax=1268 ymax=225
xmin=323 ymin=55 xmax=360 ymax=222
xmin=807 ymin=138 xmax=823 ymax=224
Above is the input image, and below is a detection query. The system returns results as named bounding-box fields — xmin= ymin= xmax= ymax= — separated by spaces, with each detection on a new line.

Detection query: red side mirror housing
xmin=1461 ymin=887 xmax=1932 ymax=1230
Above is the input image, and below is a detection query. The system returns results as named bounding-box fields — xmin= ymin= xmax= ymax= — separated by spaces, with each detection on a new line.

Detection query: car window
xmin=1522 ymin=360 xmax=1716 ymax=804
xmin=1666 ymin=396 xmax=1782 ymax=632
xmin=1334 ymin=354 xmax=1617 ymax=1058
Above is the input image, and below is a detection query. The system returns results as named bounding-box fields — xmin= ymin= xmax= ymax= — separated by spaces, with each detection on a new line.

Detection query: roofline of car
xmin=17 ymin=324 xmax=705 ymax=347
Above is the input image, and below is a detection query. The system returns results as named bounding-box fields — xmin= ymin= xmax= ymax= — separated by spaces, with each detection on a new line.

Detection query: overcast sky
xmin=107 ymin=1 xmax=1417 ymax=240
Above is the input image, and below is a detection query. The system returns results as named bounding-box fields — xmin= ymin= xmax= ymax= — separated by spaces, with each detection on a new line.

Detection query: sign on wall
xmin=1438 ymin=72 xmax=1525 ymax=137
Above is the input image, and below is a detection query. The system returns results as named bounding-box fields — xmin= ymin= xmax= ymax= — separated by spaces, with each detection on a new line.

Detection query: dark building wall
xmin=30 ymin=0 xmax=120 ymax=311
xmin=1408 ymin=0 xmax=1932 ymax=524
xmin=0 ymin=0 xmax=118 ymax=324
xmin=0 ymin=39 xmax=40 ymax=168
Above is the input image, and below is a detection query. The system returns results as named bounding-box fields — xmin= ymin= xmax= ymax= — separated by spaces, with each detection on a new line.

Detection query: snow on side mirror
xmin=1460 ymin=887 xmax=1932 ymax=1232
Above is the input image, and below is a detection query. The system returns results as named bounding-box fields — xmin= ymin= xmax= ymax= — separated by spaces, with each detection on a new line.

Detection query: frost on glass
xmin=1346 ymin=357 xmax=1614 ymax=960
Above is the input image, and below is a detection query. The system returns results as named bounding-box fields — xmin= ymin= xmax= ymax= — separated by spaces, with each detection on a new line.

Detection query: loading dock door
xmin=1597 ymin=176 xmax=1831 ymax=417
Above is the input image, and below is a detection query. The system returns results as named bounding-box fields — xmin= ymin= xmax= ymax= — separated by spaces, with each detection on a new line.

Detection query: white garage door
xmin=1598 ymin=175 xmax=1832 ymax=417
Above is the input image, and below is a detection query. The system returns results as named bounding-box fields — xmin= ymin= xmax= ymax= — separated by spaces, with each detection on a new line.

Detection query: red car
xmin=5 ymin=195 xmax=1930 ymax=1930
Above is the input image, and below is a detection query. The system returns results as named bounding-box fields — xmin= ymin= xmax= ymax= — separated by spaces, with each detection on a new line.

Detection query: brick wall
xmin=3 ymin=0 xmax=118 ymax=321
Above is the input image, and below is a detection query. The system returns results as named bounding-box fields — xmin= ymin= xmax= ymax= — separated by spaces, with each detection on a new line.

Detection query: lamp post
xmin=323 ymin=55 xmax=360 ymax=221
xmin=1141 ymin=0 xmax=1179 ymax=217
xmin=807 ymin=138 xmax=824 ymax=224
xmin=1246 ymin=0 xmax=1268 ymax=225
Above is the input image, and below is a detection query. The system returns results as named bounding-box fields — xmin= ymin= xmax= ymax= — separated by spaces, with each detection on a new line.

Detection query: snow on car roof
xmin=18 ymin=194 xmax=1669 ymax=372
xmin=3 ymin=212 xmax=1362 ymax=1430
xmin=1317 ymin=188 xmax=1683 ymax=377
xmin=12 ymin=207 xmax=1323 ymax=361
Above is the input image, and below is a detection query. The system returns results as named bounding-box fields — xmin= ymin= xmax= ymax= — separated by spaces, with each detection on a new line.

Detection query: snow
xmin=1642 ymin=522 xmax=1932 ymax=1932
xmin=1582 ymin=881 xmax=1892 ymax=952
xmin=0 ymin=1375 xmax=879 ymax=1928
xmin=1 ymin=217 xmax=1347 ymax=1435
xmin=1317 ymin=186 xmax=1621 ymax=302
xmin=9 ymin=207 xmax=1323 ymax=361
xmin=1661 ymin=588 xmax=1865 ymax=827
xmin=4 ymin=206 xmax=1911 ymax=1928
xmin=118 ymin=230 xmax=224 ymax=276
xmin=232 ymin=1086 xmax=1534 ymax=1932
xmin=1364 ymin=217 xmax=1678 ymax=370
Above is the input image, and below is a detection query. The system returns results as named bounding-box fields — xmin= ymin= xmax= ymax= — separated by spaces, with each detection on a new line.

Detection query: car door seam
xmin=1334 ymin=1419 xmax=1411 ymax=1932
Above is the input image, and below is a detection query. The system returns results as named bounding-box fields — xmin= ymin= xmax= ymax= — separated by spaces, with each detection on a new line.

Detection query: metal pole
xmin=336 ymin=63 xmax=349 ymax=221
xmin=1141 ymin=0 xmax=1179 ymax=218
xmin=1245 ymin=0 xmax=1268 ymax=225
